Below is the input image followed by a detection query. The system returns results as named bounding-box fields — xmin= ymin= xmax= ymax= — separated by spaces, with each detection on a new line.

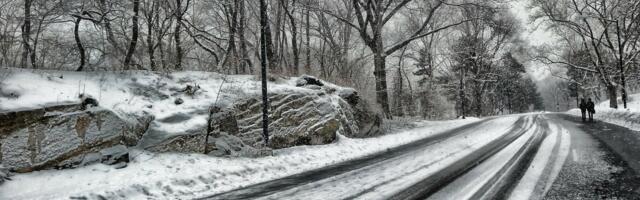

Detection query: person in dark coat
xmin=579 ymin=98 xmax=587 ymax=122
xmin=587 ymin=98 xmax=596 ymax=122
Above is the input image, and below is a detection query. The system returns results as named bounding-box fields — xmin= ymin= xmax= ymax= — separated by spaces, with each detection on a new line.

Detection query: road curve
xmin=199 ymin=114 xmax=640 ymax=200
xmin=201 ymin=116 xmax=528 ymax=200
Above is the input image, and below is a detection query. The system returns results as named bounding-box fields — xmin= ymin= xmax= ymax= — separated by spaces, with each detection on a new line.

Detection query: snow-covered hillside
xmin=568 ymin=93 xmax=640 ymax=131
xmin=1 ymin=68 xmax=310 ymax=135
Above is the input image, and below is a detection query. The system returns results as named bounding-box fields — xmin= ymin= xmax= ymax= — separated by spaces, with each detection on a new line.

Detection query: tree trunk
xmin=373 ymin=52 xmax=391 ymax=118
xmin=395 ymin=47 xmax=407 ymax=117
xmin=474 ymin=83 xmax=484 ymax=116
xmin=281 ymin=0 xmax=299 ymax=75
xmin=21 ymin=0 xmax=32 ymax=68
xmin=73 ymin=17 xmax=86 ymax=71
xmin=305 ymin=4 xmax=311 ymax=73
xmin=99 ymin=0 xmax=124 ymax=69
xmin=237 ymin=0 xmax=252 ymax=74
xmin=174 ymin=0 xmax=184 ymax=70
xmin=146 ymin=5 xmax=157 ymax=71
xmin=263 ymin=4 xmax=276 ymax=73
xmin=31 ymin=15 xmax=45 ymax=69
xmin=459 ymin=69 xmax=466 ymax=119
xmin=395 ymin=66 xmax=404 ymax=117
xmin=619 ymin=58 xmax=627 ymax=109
xmin=124 ymin=0 xmax=140 ymax=69
xmin=607 ymin=85 xmax=618 ymax=109
xmin=219 ymin=0 xmax=239 ymax=73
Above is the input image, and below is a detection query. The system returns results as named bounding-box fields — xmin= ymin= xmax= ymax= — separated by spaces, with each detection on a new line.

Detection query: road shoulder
xmin=544 ymin=114 xmax=640 ymax=199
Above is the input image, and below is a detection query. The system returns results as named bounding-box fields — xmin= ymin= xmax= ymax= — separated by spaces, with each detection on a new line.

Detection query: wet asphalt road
xmin=544 ymin=114 xmax=640 ymax=199
xmin=200 ymin=114 xmax=640 ymax=200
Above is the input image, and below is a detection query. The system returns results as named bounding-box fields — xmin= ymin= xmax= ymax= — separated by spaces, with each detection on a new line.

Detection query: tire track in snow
xmin=508 ymin=116 xmax=571 ymax=200
xmin=202 ymin=118 xmax=497 ymax=200
xmin=204 ymin=115 xmax=540 ymax=200
xmin=383 ymin=116 xmax=534 ymax=200
xmin=427 ymin=115 xmax=546 ymax=200
xmin=268 ymin=116 xmax=527 ymax=200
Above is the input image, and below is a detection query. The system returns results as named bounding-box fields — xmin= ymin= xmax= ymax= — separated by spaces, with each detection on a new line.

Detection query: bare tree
xmin=21 ymin=0 xmax=33 ymax=68
xmin=532 ymin=0 xmax=640 ymax=109
xmin=123 ymin=0 xmax=141 ymax=69
xmin=173 ymin=0 xmax=189 ymax=70
xmin=321 ymin=0 xmax=472 ymax=117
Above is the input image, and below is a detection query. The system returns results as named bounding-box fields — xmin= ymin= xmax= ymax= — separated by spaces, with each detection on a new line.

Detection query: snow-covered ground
xmin=0 ymin=117 xmax=479 ymax=200
xmin=0 ymin=68 xmax=336 ymax=137
xmin=567 ymin=93 xmax=640 ymax=131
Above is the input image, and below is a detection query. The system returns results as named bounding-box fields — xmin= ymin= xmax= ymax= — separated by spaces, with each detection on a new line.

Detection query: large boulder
xmin=338 ymin=88 xmax=383 ymax=138
xmin=216 ymin=92 xmax=347 ymax=149
xmin=0 ymin=104 xmax=149 ymax=172
xmin=137 ymin=106 xmax=271 ymax=157
xmin=205 ymin=77 xmax=383 ymax=150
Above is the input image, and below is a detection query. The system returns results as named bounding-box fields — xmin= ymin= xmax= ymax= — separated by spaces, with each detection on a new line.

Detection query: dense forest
xmin=18 ymin=0 xmax=640 ymax=119
xmin=531 ymin=0 xmax=640 ymax=110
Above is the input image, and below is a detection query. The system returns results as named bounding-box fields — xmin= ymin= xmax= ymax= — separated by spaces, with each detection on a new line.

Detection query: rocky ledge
xmin=0 ymin=76 xmax=382 ymax=173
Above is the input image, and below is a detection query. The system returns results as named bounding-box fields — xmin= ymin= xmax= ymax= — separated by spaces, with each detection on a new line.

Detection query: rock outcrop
xmin=205 ymin=76 xmax=383 ymax=151
xmin=338 ymin=88 xmax=383 ymax=138
xmin=0 ymin=104 xmax=149 ymax=173
xmin=142 ymin=76 xmax=383 ymax=155
xmin=0 ymin=76 xmax=383 ymax=172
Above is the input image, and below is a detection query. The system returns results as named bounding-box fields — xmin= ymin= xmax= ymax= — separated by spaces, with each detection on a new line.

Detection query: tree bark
xmin=146 ymin=1 xmax=157 ymax=71
xmin=607 ymin=85 xmax=618 ymax=109
xmin=124 ymin=0 xmax=141 ymax=69
xmin=21 ymin=0 xmax=32 ymax=68
xmin=99 ymin=0 xmax=125 ymax=69
xmin=459 ymin=69 xmax=466 ymax=119
xmin=281 ymin=0 xmax=299 ymax=75
xmin=237 ymin=0 xmax=252 ymax=74
xmin=373 ymin=52 xmax=391 ymax=118
xmin=73 ymin=17 xmax=86 ymax=71
xmin=174 ymin=0 xmax=184 ymax=70
xmin=305 ymin=3 xmax=311 ymax=73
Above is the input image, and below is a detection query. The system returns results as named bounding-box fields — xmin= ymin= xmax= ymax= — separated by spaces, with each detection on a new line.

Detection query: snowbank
xmin=567 ymin=93 xmax=640 ymax=131
xmin=0 ymin=118 xmax=480 ymax=200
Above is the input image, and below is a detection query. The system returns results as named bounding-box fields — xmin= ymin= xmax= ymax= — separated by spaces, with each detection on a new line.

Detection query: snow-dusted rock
xmin=0 ymin=104 xmax=149 ymax=172
xmin=339 ymin=89 xmax=384 ymax=138
xmin=205 ymin=84 xmax=383 ymax=150
xmin=0 ymin=70 xmax=383 ymax=161
xmin=295 ymin=75 xmax=324 ymax=87
xmin=0 ymin=164 xmax=10 ymax=184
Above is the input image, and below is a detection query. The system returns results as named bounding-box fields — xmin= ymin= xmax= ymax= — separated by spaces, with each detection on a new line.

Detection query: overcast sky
xmin=509 ymin=0 xmax=558 ymax=81
xmin=509 ymin=0 xmax=574 ymax=109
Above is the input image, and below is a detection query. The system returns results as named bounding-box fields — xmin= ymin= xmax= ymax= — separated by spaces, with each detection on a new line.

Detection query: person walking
xmin=579 ymin=98 xmax=587 ymax=122
xmin=587 ymin=98 xmax=596 ymax=122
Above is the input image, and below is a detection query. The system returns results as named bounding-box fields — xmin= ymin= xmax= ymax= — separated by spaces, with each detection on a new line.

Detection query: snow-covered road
xmin=3 ymin=113 xmax=638 ymax=200
xmin=203 ymin=114 xmax=640 ymax=200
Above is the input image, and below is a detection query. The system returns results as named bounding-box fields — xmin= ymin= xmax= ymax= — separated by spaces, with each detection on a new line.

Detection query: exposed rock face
xmin=225 ymin=92 xmax=347 ymax=149
xmin=0 ymin=76 xmax=383 ymax=169
xmin=146 ymin=76 xmax=383 ymax=154
xmin=205 ymin=77 xmax=383 ymax=150
xmin=141 ymin=127 xmax=208 ymax=154
xmin=338 ymin=88 xmax=383 ymax=138
xmin=0 ymin=104 xmax=149 ymax=173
